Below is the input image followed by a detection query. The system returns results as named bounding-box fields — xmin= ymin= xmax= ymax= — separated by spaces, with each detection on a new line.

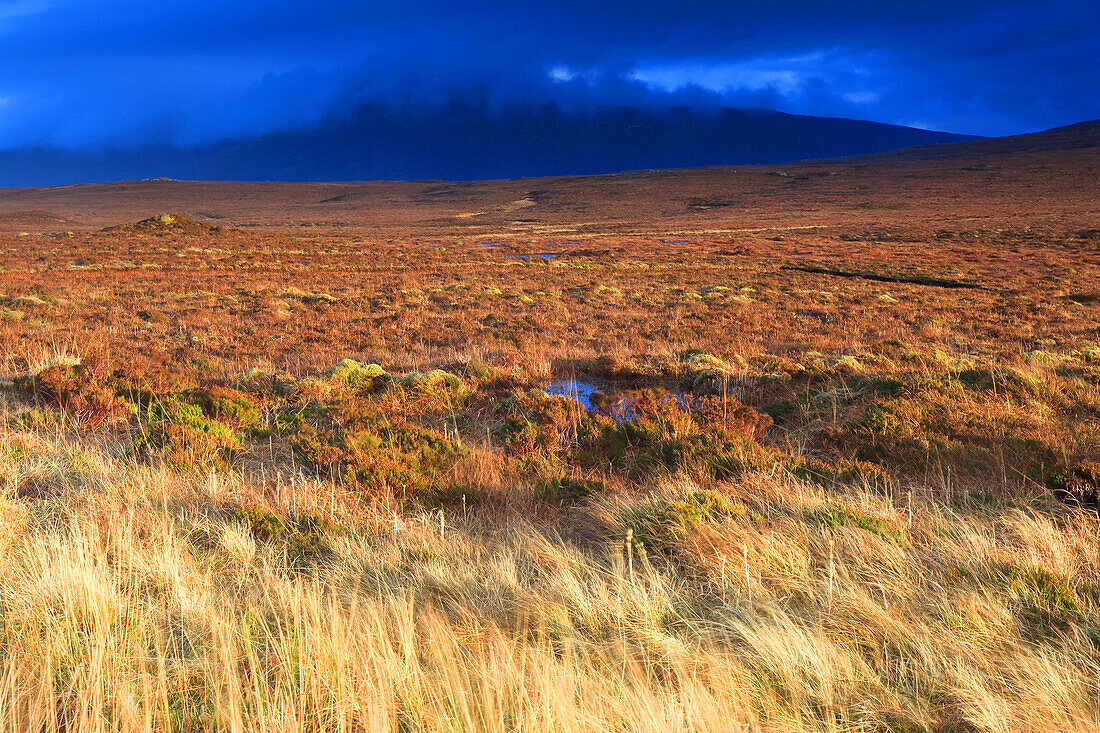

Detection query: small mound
xmin=101 ymin=213 xmax=225 ymax=235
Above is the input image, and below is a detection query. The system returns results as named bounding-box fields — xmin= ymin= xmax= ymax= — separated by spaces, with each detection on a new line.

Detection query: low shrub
xmin=14 ymin=361 xmax=125 ymax=428
xmin=1047 ymin=461 xmax=1100 ymax=509
xmin=133 ymin=397 xmax=243 ymax=468
xmin=181 ymin=385 xmax=262 ymax=429
xmin=538 ymin=475 xmax=606 ymax=502
xmin=280 ymin=398 xmax=468 ymax=497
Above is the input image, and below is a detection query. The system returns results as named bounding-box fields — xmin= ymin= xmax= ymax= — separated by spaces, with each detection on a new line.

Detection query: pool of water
xmin=507 ymin=253 xmax=558 ymax=259
xmin=543 ymin=379 xmax=599 ymax=407
xmin=543 ymin=379 xmax=688 ymax=419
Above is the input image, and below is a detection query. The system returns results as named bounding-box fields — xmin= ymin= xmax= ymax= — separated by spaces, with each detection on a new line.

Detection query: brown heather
xmin=0 ymin=132 xmax=1097 ymax=730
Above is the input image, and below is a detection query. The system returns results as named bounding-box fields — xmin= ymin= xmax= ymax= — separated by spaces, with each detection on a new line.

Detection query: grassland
xmin=0 ymin=136 xmax=1098 ymax=730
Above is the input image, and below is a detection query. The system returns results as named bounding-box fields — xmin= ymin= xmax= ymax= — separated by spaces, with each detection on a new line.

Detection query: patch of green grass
xmin=230 ymin=506 xmax=346 ymax=567
xmin=983 ymin=565 xmax=1086 ymax=635
xmin=805 ymin=504 xmax=906 ymax=545
xmin=621 ymin=490 xmax=746 ymax=552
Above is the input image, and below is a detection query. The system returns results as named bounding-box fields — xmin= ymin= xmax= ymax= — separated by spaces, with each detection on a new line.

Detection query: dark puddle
xmin=507 ymin=253 xmax=558 ymax=259
xmin=476 ymin=242 xmax=503 ymax=246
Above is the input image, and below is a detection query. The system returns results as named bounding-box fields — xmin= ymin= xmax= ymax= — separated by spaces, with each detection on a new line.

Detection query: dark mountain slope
xmin=0 ymin=104 xmax=975 ymax=186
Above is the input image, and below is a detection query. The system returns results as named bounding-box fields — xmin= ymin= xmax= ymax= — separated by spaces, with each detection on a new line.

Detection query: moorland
xmin=0 ymin=121 xmax=1097 ymax=731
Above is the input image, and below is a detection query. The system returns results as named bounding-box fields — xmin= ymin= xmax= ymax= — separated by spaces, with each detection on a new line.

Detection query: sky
xmin=0 ymin=0 xmax=1096 ymax=151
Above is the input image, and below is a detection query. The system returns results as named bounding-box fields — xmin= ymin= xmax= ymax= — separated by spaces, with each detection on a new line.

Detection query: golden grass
xmin=1 ymin=414 xmax=1097 ymax=731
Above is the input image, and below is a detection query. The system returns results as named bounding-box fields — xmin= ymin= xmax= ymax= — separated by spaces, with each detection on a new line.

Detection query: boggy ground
xmin=0 ymin=131 xmax=1098 ymax=730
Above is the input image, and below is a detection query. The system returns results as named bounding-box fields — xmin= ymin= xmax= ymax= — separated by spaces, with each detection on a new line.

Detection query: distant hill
xmin=834 ymin=119 xmax=1099 ymax=163
xmin=0 ymin=104 xmax=976 ymax=186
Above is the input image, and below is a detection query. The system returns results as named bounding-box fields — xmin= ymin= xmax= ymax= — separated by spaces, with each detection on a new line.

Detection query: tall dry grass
xmin=0 ymin=406 xmax=1098 ymax=731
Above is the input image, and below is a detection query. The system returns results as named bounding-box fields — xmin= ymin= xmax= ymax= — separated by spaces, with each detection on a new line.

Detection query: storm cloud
xmin=0 ymin=0 xmax=1095 ymax=151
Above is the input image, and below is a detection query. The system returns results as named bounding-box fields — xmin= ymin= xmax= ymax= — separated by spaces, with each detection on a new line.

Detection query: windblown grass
xmin=1 ymin=408 xmax=1097 ymax=731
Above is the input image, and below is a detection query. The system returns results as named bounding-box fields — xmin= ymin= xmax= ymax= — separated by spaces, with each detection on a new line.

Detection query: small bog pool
xmin=543 ymin=379 xmax=688 ymax=419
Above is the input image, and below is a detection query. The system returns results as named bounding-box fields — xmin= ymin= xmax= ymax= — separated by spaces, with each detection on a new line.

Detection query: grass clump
xmin=787 ymin=456 xmax=893 ymax=490
xmin=464 ymin=359 xmax=503 ymax=386
xmin=14 ymin=361 xmax=126 ymax=428
xmin=987 ymin=565 xmax=1087 ymax=635
xmin=652 ymin=430 xmax=774 ymax=480
xmin=229 ymin=504 xmax=285 ymax=540
xmin=682 ymin=350 xmax=742 ymax=394
xmin=281 ymin=398 xmax=467 ymax=497
xmin=538 ymin=475 xmax=606 ymax=502
xmin=494 ymin=388 xmax=590 ymax=455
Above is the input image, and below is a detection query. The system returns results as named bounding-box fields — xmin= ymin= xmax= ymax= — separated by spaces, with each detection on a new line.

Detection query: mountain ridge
xmin=0 ymin=104 xmax=976 ymax=186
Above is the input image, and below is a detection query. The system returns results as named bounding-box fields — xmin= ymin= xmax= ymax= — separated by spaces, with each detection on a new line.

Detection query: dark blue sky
xmin=1 ymin=0 xmax=1096 ymax=151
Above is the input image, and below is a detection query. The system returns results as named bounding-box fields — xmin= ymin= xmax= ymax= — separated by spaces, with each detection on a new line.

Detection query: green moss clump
xmin=325 ymin=359 xmax=392 ymax=393
xmin=397 ymin=370 xmax=470 ymax=408
xmin=680 ymin=350 xmax=749 ymax=394
xmin=1024 ymin=350 xmax=1059 ymax=368
xmin=832 ymin=355 xmax=863 ymax=373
